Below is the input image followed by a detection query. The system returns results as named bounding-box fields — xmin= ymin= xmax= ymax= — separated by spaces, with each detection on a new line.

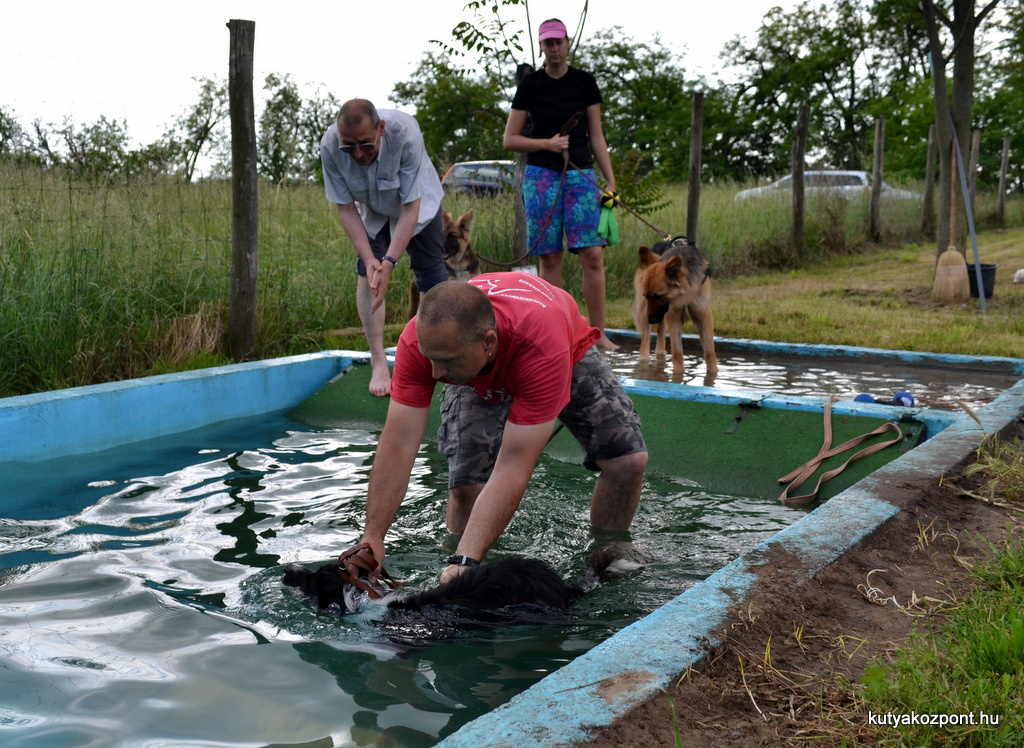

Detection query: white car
xmin=735 ymin=170 xmax=921 ymax=201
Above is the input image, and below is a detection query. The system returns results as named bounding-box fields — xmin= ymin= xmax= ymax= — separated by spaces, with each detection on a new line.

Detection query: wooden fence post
xmin=922 ymin=123 xmax=937 ymax=238
xmin=869 ymin=117 xmax=885 ymax=242
xmin=686 ymin=92 xmax=704 ymax=243
xmin=226 ymin=19 xmax=258 ymax=361
xmin=791 ymin=104 xmax=810 ymax=259
xmin=968 ymin=129 xmax=981 ymax=211
xmin=997 ymin=136 xmax=1010 ymax=226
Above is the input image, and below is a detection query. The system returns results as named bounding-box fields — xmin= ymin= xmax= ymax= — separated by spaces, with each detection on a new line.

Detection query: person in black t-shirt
xmin=503 ymin=18 xmax=619 ymax=352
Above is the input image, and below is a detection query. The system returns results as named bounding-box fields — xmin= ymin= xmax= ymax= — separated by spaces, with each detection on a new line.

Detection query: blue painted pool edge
xmin=3 ymin=344 xmax=1022 ymax=746
xmin=436 ymin=380 xmax=1024 ymax=747
xmin=0 ymin=351 xmax=356 ymax=463
xmin=606 ymin=329 xmax=1024 ymax=375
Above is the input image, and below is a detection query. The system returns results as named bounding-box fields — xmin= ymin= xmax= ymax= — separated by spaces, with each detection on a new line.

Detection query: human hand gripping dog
xmin=349 ymin=399 xmax=430 ymax=580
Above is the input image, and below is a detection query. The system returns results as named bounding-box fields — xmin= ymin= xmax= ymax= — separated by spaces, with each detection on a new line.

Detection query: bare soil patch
xmin=581 ymin=419 xmax=1024 ymax=747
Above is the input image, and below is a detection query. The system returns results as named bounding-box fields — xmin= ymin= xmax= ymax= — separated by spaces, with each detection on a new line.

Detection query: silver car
xmin=441 ymin=160 xmax=516 ymax=196
xmin=735 ymin=170 xmax=921 ymax=201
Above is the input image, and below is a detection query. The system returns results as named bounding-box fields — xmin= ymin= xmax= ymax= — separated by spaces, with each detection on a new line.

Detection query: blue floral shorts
xmin=522 ymin=165 xmax=605 ymax=255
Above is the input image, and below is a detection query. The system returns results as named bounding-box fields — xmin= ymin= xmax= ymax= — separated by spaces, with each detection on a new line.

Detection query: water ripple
xmin=0 ymin=417 xmax=806 ymax=746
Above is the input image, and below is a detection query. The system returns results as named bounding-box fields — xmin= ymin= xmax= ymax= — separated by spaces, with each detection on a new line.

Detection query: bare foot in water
xmin=369 ymin=361 xmax=391 ymax=397
xmin=596 ymin=334 xmax=619 ymax=353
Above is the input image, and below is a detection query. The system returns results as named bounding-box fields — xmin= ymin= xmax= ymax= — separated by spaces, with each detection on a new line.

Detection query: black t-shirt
xmin=510 ymin=67 xmax=602 ymax=172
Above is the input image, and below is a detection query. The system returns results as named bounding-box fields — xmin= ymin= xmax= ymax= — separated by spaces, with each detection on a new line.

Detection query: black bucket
xmin=967 ymin=263 xmax=998 ymax=299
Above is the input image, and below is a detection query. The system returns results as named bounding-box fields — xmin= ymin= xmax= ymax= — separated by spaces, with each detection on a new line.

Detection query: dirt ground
xmin=581 ymin=418 xmax=1024 ymax=748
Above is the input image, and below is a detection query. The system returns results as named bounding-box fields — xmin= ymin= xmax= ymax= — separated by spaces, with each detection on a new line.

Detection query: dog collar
xmin=446 ymin=554 xmax=480 ymax=567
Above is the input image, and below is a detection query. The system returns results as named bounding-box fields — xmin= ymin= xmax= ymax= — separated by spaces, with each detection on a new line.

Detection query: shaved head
xmin=417 ymin=281 xmax=496 ymax=345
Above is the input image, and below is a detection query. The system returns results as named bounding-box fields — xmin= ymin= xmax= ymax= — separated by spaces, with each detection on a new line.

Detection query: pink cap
xmin=538 ymin=20 xmax=567 ymax=41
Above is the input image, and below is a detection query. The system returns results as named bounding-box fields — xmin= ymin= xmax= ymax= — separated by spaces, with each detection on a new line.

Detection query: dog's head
xmin=441 ymin=210 xmax=475 ymax=261
xmin=283 ymin=562 xmax=364 ymax=613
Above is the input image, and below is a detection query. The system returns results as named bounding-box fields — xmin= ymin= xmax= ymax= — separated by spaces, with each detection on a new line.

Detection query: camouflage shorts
xmin=437 ymin=348 xmax=647 ymax=488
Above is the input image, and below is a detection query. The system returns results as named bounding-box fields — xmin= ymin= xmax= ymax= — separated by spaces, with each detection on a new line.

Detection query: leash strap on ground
xmin=337 ymin=542 xmax=406 ymax=599
xmin=777 ymin=397 xmax=904 ymax=505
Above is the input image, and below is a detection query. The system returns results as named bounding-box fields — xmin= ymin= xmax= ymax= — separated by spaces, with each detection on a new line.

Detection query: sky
xmin=2 ymin=0 xmax=793 ymax=149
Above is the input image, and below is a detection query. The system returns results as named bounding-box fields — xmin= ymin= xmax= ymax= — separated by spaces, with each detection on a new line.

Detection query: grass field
xmin=1 ymin=164 xmax=1022 ymax=397
xmin=2 ymin=165 xmax=1023 ymax=745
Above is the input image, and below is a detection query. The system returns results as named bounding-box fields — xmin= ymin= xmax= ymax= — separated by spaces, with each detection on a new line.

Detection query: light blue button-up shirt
xmin=320 ymin=109 xmax=443 ymax=237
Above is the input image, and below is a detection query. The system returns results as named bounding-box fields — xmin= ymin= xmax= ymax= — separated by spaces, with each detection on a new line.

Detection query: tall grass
xmin=1 ymin=161 xmax=1022 ymax=397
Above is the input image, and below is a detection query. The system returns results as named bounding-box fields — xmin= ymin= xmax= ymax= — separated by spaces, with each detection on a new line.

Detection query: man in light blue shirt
xmin=321 ymin=99 xmax=449 ymax=396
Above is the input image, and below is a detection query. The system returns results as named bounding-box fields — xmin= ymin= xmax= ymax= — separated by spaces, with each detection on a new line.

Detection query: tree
xmin=391 ymin=53 xmax=509 ymax=166
xmin=574 ymin=29 xmax=693 ymax=177
xmin=719 ymin=1 xmax=882 ymax=176
xmin=55 ymin=116 xmax=131 ymax=182
xmin=972 ymin=0 xmax=1024 ymax=193
xmin=0 ymin=107 xmax=29 ymax=156
xmin=256 ymin=74 xmax=339 ymax=183
xmin=299 ymin=86 xmax=341 ymax=183
xmin=124 ymin=140 xmax=178 ymax=178
xmin=164 ymin=76 xmax=228 ymax=183
xmin=0 ymin=107 xmax=44 ymax=167
xmin=434 ymin=0 xmax=537 ymax=98
xmin=258 ymin=73 xmax=304 ymax=183
xmin=923 ymin=0 xmax=1002 ymax=257
xmin=860 ymin=0 xmax=939 ymax=179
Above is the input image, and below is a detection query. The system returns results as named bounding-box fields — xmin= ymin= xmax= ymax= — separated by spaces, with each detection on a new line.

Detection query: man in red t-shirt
xmin=352 ymin=272 xmax=647 ymax=583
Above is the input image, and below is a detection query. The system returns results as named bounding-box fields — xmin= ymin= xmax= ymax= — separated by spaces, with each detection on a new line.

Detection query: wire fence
xmin=0 ymin=162 xmax=364 ymax=396
xmin=3 ymin=158 xmax=1022 ymax=397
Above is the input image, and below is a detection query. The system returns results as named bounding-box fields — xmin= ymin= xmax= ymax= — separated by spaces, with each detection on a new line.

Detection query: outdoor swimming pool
xmin=2 ymin=342 xmax=1018 ymax=746
xmin=0 ymin=409 xmax=804 ymax=746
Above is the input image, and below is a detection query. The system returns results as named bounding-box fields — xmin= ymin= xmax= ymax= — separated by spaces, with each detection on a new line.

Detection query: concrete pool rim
xmin=2 ymin=338 xmax=1022 ymax=746
xmin=437 ymin=341 xmax=1024 ymax=746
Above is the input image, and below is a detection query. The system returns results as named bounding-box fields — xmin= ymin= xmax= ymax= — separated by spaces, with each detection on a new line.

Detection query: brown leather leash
xmin=476 ymin=113 xmax=583 ymax=269
xmin=337 ymin=542 xmax=406 ymax=600
xmin=778 ymin=397 xmax=904 ymax=505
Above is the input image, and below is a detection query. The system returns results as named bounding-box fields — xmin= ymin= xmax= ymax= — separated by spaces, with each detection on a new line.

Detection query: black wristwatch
xmin=382 ymin=255 xmax=398 ymax=267
xmin=446 ymin=554 xmax=480 ymax=567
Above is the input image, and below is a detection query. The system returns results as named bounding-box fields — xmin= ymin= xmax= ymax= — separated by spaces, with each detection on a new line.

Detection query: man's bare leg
xmin=356 ymin=275 xmax=391 ymax=397
xmin=447 ymin=484 xmax=484 ymax=535
xmin=589 ymin=451 xmax=647 ymax=531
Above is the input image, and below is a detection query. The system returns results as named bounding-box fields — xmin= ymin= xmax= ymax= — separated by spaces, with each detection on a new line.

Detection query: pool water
xmin=0 ymin=415 xmax=804 ymax=747
xmin=604 ymin=335 xmax=1016 ymax=411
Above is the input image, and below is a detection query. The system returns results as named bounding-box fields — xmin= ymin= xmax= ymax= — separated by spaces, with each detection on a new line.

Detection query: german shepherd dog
xmin=632 ymin=236 xmax=718 ymax=381
xmin=283 ymin=551 xmax=620 ymax=639
xmin=408 ymin=210 xmax=480 ymax=317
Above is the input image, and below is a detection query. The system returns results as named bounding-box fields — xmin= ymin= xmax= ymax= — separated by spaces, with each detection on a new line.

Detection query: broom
xmin=931 ymin=140 xmax=970 ymax=303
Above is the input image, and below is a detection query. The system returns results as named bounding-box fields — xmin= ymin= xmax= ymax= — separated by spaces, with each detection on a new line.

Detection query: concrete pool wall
xmin=0 ymin=351 xmax=351 ymax=463
xmin=3 ymin=340 xmax=1022 ymax=746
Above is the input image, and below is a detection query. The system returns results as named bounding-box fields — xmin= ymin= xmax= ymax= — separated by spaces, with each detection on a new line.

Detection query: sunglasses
xmin=339 ymin=127 xmax=380 ymax=155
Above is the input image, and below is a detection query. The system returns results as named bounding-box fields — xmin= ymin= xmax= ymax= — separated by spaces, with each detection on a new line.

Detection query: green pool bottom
xmin=289 ymin=363 xmax=925 ymax=503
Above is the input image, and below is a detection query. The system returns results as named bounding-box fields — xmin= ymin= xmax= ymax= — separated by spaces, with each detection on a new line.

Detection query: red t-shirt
xmin=390 ymin=273 xmax=600 ymax=425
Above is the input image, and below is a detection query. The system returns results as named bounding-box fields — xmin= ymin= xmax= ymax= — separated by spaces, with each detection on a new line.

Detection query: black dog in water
xmin=283 ymin=551 xmax=622 ymax=637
